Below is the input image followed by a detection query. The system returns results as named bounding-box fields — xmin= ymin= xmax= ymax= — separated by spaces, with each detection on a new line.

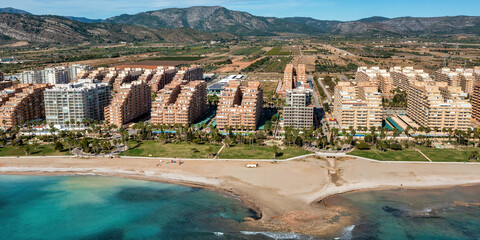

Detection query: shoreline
xmin=2 ymin=156 xmax=480 ymax=237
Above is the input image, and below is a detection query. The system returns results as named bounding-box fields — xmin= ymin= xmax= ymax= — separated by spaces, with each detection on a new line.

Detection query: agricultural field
xmin=265 ymin=47 xmax=291 ymax=56
xmin=232 ymin=47 xmax=264 ymax=56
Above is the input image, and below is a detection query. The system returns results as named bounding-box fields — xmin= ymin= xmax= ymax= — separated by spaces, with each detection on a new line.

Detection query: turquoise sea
xmin=332 ymin=185 xmax=480 ymax=240
xmin=0 ymin=175 xmax=269 ymax=240
xmin=2 ymin=175 xmax=480 ymax=240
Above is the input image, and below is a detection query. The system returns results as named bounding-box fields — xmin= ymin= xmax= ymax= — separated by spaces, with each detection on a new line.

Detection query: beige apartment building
xmin=390 ymin=67 xmax=432 ymax=92
xmin=0 ymin=84 xmax=51 ymax=128
xmin=435 ymin=68 xmax=480 ymax=95
xmin=150 ymin=67 xmax=178 ymax=92
xmin=112 ymin=69 xmax=143 ymax=92
xmin=217 ymin=81 xmax=263 ymax=131
xmin=407 ymin=81 xmax=471 ymax=130
xmin=104 ymin=80 xmax=151 ymax=127
xmin=472 ymin=83 xmax=480 ymax=122
xmin=151 ymin=80 xmax=207 ymax=125
xmin=356 ymin=67 xmax=394 ymax=98
xmin=333 ymin=81 xmax=383 ymax=129
xmin=278 ymin=64 xmax=306 ymax=94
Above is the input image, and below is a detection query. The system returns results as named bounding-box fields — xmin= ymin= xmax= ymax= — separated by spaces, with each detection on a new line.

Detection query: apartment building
xmin=151 ymin=80 xmax=207 ymax=125
xmin=44 ymin=79 xmax=111 ymax=129
xmin=407 ymin=81 xmax=471 ymax=130
xmin=150 ymin=67 xmax=178 ymax=92
xmin=0 ymin=80 xmax=13 ymax=91
xmin=104 ymin=80 xmax=151 ymax=127
xmin=283 ymin=83 xmax=314 ymax=129
xmin=434 ymin=68 xmax=480 ymax=95
xmin=356 ymin=67 xmax=394 ymax=98
xmin=333 ymin=81 xmax=383 ymax=129
xmin=0 ymin=84 xmax=51 ymax=128
xmin=112 ymin=69 xmax=143 ymax=92
xmin=173 ymin=65 xmax=203 ymax=82
xmin=390 ymin=67 xmax=432 ymax=92
xmin=217 ymin=81 xmax=263 ymax=130
xmin=70 ymin=64 xmax=92 ymax=80
xmin=472 ymin=83 xmax=480 ymax=122
xmin=20 ymin=65 xmax=91 ymax=85
xmin=435 ymin=68 xmax=463 ymax=87
xmin=20 ymin=70 xmax=42 ymax=84
xmin=279 ymin=64 xmax=307 ymax=94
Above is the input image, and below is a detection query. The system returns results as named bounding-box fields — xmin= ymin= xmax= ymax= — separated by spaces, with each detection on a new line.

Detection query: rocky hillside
xmin=104 ymin=6 xmax=321 ymax=36
xmin=0 ymin=13 xmax=236 ymax=44
xmin=284 ymin=16 xmax=480 ymax=36
xmin=106 ymin=6 xmax=480 ymax=37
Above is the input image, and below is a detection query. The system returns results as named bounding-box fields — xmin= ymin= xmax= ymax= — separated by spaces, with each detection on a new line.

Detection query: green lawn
xmin=121 ymin=141 xmax=221 ymax=158
xmin=0 ymin=144 xmax=70 ymax=156
xmin=219 ymin=144 xmax=312 ymax=160
xmin=349 ymin=147 xmax=480 ymax=162
xmin=419 ymin=147 xmax=473 ymax=162
xmin=348 ymin=149 xmax=427 ymax=161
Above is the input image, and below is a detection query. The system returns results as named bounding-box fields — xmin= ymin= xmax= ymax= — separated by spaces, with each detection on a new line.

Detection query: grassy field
xmin=349 ymin=147 xmax=479 ymax=162
xmin=265 ymin=47 xmax=291 ymax=56
xmin=148 ymin=56 xmax=204 ymax=61
xmin=121 ymin=141 xmax=221 ymax=158
xmin=420 ymin=147 xmax=473 ymax=162
xmin=0 ymin=144 xmax=70 ymax=156
xmin=263 ymin=57 xmax=293 ymax=72
xmin=219 ymin=144 xmax=312 ymax=160
xmin=232 ymin=47 xmax=264 ymax=56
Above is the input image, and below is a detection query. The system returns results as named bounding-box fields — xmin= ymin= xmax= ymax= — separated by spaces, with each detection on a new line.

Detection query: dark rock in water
xmin=81 ymin=228 xmax=123 ymax=240
xmin=382 ymin=206 xmax=405 ymax=217
xmin=117 ymin=187 xmax=177 ymax=202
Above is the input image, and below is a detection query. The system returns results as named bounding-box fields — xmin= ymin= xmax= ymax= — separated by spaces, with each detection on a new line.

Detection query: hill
xmin=104 ymin=6 xmax=321 ymax=36
xmin=283 ymin=16 xmax=480 ymax=36
xmin=0 ymin=7 xmax=31 ymax=15
xmin=0 ymin=13 xmax=236 ymax=44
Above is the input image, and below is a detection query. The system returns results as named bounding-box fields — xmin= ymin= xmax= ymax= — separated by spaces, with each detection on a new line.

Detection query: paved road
xmin=339 ymin=74 xmax=349 ymax=81
xmin=308 ymin=75 xmax=321 ymax=108
xmin=317 ymin=77 xmax=332 ymax=103
xmin=324 ymin=44 xmax=357 ymax=57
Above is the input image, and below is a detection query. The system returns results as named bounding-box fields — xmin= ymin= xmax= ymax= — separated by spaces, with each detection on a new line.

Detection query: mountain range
xmin=1 ymin=6 xmax=480 ymax=45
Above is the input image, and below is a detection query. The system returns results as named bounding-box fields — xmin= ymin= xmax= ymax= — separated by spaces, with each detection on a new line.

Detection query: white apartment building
xmin=44 ymin=79 xmax=111 ymax=129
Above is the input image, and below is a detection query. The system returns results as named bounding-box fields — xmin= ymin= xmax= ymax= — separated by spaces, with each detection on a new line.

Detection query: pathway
xmin=415 ymin=148 xmax=433 ymax=162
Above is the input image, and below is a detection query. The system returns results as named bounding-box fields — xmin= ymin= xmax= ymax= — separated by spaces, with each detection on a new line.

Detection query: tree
xmin=390 ymin=142 xmax=403 ymax=150
xmin=356 ymin=141 xmax=371 ymax=150
xmin=54 ymin=141 xmax=64 ymax=151
xmin=469 ymin=150 xmax=479 ymax=161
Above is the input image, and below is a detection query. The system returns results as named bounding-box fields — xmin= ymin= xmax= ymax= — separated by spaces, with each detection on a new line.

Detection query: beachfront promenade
xmin=3 ymin=151 xmax=480 ymax=165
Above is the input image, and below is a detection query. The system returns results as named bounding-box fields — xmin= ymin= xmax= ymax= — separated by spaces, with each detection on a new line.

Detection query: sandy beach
xmin=2 ymin=155 xmax=480 ymax=236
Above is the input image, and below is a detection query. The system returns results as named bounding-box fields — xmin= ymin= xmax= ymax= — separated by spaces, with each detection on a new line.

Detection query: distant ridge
xmin=0 ymin=7 xmax=31 ymax=15
xmin=64 ymin=16 xmax=103 ymax=23
xmin=357 ymin=16 xmax=390 ymax=23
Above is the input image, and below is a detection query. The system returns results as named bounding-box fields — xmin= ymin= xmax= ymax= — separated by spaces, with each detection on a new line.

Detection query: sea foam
xmin=240 ymin=231 xmax=308 ymax=240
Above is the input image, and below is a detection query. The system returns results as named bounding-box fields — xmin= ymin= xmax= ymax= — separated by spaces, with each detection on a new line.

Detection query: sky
xmin=2 ymin=0 xmax=480 ymax=21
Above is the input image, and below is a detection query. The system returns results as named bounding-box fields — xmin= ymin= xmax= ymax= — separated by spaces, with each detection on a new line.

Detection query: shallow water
xmin=0 ymin=175 xmax=268 ymax=239
xmin=330 ymin=185 xmax=480 ymax=240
